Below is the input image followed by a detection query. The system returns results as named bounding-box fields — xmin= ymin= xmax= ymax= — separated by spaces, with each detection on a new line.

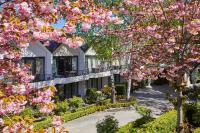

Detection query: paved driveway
xmin=132 ymin=84 xmax=174 ymax=117
xmin=63 ymin=84 xmax=174 ymax=133
xmin=63 ymin=108 xmax=141 ymax=133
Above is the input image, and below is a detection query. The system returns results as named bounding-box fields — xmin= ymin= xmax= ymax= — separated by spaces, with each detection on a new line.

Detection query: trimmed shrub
xmin=136 ymin=106 xmax=151 ymax=117
xmin=68 ymin=96 xmax=84 ymax=108
xmin=34 ymin=101 xmax=136 ymax=130
xmin=184 ymin=102 xmax=200 ymax=127
xmin=20 ymin=106 xmax=35 ymax=118
xmin=136 ymin=110 xmax=177 ymax=133
xmin=85 ymin=88 xmax=105 ymax=104
xmin=117 ymin=116 xmax=155 ymax=133
xmin=96 ymin=99 xmax=111 ymax=106
xmin=96 ymin=115 xmax=119 ymax=133
xmin=34 ymin=117 xmax=52 ymax=130
xmin=117 ymin=110 xmax=177 ymax=133
xmin=54 ymin=100 xmax=69 ymax=115
xmin=102 ymin=85 xmax=112 ymax=97
xmin=193 ymin=128 xmax=200 ymax=133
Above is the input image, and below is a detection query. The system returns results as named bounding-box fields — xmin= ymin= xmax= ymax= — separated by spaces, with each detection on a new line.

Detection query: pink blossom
xmin=65 ymin=23 xmax=76 ymax=33
xmin=81 ymin=22 xmax=91 ymax=31
xmin=52 ymin=116 xmax=62 ymax=126
xmin=71 ymin=7 xmax=82 ymax=14
xmin=0 ymin=118 xmax=4 ymax=126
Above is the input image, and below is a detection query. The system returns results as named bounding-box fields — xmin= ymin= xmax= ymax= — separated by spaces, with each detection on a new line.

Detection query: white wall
xmin=78 ymin=81 xmax=87 ymax=96
xmin=21 ymin=42 xmax=53 ymax=79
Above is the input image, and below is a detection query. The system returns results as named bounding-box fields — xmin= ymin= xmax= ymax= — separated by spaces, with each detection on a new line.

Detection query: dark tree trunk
xmin=177 ymin=90 xmax=184 ymax=133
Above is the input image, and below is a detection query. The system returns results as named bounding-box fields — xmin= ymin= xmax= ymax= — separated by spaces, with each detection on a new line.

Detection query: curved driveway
xmin=63 ymin=85 xmax=173 ymax=133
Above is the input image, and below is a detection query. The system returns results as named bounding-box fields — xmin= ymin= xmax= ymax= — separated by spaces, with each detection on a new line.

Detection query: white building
xmin=22 ymin=42 xmax=126 ymax=98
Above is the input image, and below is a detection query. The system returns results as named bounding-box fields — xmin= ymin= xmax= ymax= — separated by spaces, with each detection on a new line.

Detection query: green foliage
xmin=115 ymin=84 xmax=126 ymax=95
xmin=117 ymin=116 xmax=155 ymax=133
xmin=116 ymin=95 xmax=125 ymax=101
xmin=193 ymin=128 xmax=200 ymax=133
xmin=136 ymin=110 xmax=177 ymax=133
xmin=102 ymin=85 xmax=112 ymax=97
xmin=54 ymin=100 xmax=69 ymax=115
xmin=20 ymin=106 xmax=35 ymax=118
xmin=184 ymin=102 xmax=200 ymax=127
xmin=129 ymin=96 xmax=137 ymax=102
xmin=68 ymin=96 xmax=84 ymax=108
xmin=195 ymin=70 xmax=200 ymax=83
xmin=96 ymin=99 xmax=111 ymax=106
xmin=84 ymin=34 xmax=123 ymax=61
xmin=34 ymin=117 xmax=52 ymax=130
xmin=85 ymin=88 xmax=105 ymax=104
xmin=33 ymin=101 xmax=136 ymax=130
xmin=117 ymin=110 xmax=177 ymax=133
xmin=62 ymin=101 xmax=136 ymax=122
xmin=136 ymin=106 xmax=151 ymax=117
xmin=96 ymin=115 xmax=119 ymax=133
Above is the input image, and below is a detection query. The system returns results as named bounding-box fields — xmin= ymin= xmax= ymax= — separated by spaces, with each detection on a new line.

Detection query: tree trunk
xmin=126 ymin=78 xmax=131 ymax=101
xmin=146 ymin=78 xmax=152 ymax=89
xmin=177 ymin=90 xmax=184 ymax=133
xmin=110 ymin=72 xmax=116 ymax=103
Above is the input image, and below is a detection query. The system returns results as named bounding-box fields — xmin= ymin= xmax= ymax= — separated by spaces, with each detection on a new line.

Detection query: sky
xmin=52 ymin=18 xmax=66 ymax=29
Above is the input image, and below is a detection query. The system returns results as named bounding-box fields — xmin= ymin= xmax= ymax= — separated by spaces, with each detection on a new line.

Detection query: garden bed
xmin=34 ymin=101 xmax=136 ymax=130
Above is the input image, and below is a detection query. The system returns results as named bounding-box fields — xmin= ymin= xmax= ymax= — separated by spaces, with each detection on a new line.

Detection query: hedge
xmin=34 ymin=101 xmax=136 ymax=130
xmin=193 ymin=128 xmax=200 ymax=133
xmin=34 ymin=117 xmax=52 ymax=130
xmin=117 ymin=110 xmax=177 ymax=133
xmin=63 ymin=101 xmax=136 ymax=122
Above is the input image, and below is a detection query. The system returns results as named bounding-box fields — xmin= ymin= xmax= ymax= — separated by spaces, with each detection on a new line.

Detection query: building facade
xmin=22 ymin=42 xmax=126 ymax=98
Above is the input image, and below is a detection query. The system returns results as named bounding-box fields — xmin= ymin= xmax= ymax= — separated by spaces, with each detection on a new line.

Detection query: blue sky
xmin=52 ymin=18 xmax=65 ymax=29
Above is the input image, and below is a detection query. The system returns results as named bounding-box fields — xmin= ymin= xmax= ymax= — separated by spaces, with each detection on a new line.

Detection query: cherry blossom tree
xmin=110 ymin=0 xmax=200 ymax=132
xmin=0 ymin=0 xmax=122 ymax=131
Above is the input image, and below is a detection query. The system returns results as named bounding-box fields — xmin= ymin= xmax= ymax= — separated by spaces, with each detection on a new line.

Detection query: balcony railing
xmin=31 ymin=74 xmax=53 ymax=82
xmin=31 ymin=65 xmax=128 ymax=82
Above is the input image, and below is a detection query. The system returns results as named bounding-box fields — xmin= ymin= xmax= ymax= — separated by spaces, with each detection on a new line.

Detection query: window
xmin=53 ymin=56 xmax=78 ymax=76
xmin=22 ymin=57 xmax=45 ymax=81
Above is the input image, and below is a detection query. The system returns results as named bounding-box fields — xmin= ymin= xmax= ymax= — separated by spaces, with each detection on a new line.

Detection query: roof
xmin=43 ymin=41 xmax=61 ymax=53
xmin=80 ymin=44 xmax=90 ymax=53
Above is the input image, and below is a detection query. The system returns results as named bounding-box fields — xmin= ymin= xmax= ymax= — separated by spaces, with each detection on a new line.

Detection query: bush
xmin=102 ymin=85 xmax=112 ymax=97
xmin=136 ymin=110 xmax=177 ymax=133
xmin=129 ymin=96 xmax=136 ymax=102
xmin=34 ymin=117 xmax=52 ymax=130
xmin=34 ymin=101 xmax=136 ymax=129
xmin=117 ymin=110 xmax=177 ymax=133
xmin=68 ymin=96 xmax=84 ymax=108
xmin=136 ymin=106 xmax=151 ymax=117
xmin=20 ymin=107 xmax=35 ymax=118
xmin=184 ymin=102 xmax=200 ymax=127
xmin=96 ymin=115 xmax=119 ymax=133
xmin=193 ymin=128 xmax=200 ymax=133
xmin=115 ymin=84 xmax=126 ymax=95
xmin=54 ymin=100 xmax=69 ymax=115
xmin=85 ymin=88 xmax=105 ymax=104
xmin=96 ymin=99 xmax=111 ymax=106
xmin=117 ymin=116 xmax=155 ymax=133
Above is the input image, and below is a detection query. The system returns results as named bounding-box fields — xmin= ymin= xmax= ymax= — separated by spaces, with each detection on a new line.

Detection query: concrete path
xmin=63 ymin=108 xmax=141 ymax=133
xmin=132 ymin=84 xmax=174 ymax=117
xmin=63 ymin=84 xmax=173 ymax=133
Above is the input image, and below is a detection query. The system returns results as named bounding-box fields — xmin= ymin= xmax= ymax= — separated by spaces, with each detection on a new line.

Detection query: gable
xmin=53 ymin=44 xmax=79 ymax=56
xmin=85 ymin=47 xmax=96 ymax=56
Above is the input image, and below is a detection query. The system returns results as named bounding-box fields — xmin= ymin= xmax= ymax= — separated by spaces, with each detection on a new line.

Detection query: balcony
xmin=31 ymin=74 xmax=54 ymax=82
xmin=30 ymin=65 xmax=127 ymax=88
